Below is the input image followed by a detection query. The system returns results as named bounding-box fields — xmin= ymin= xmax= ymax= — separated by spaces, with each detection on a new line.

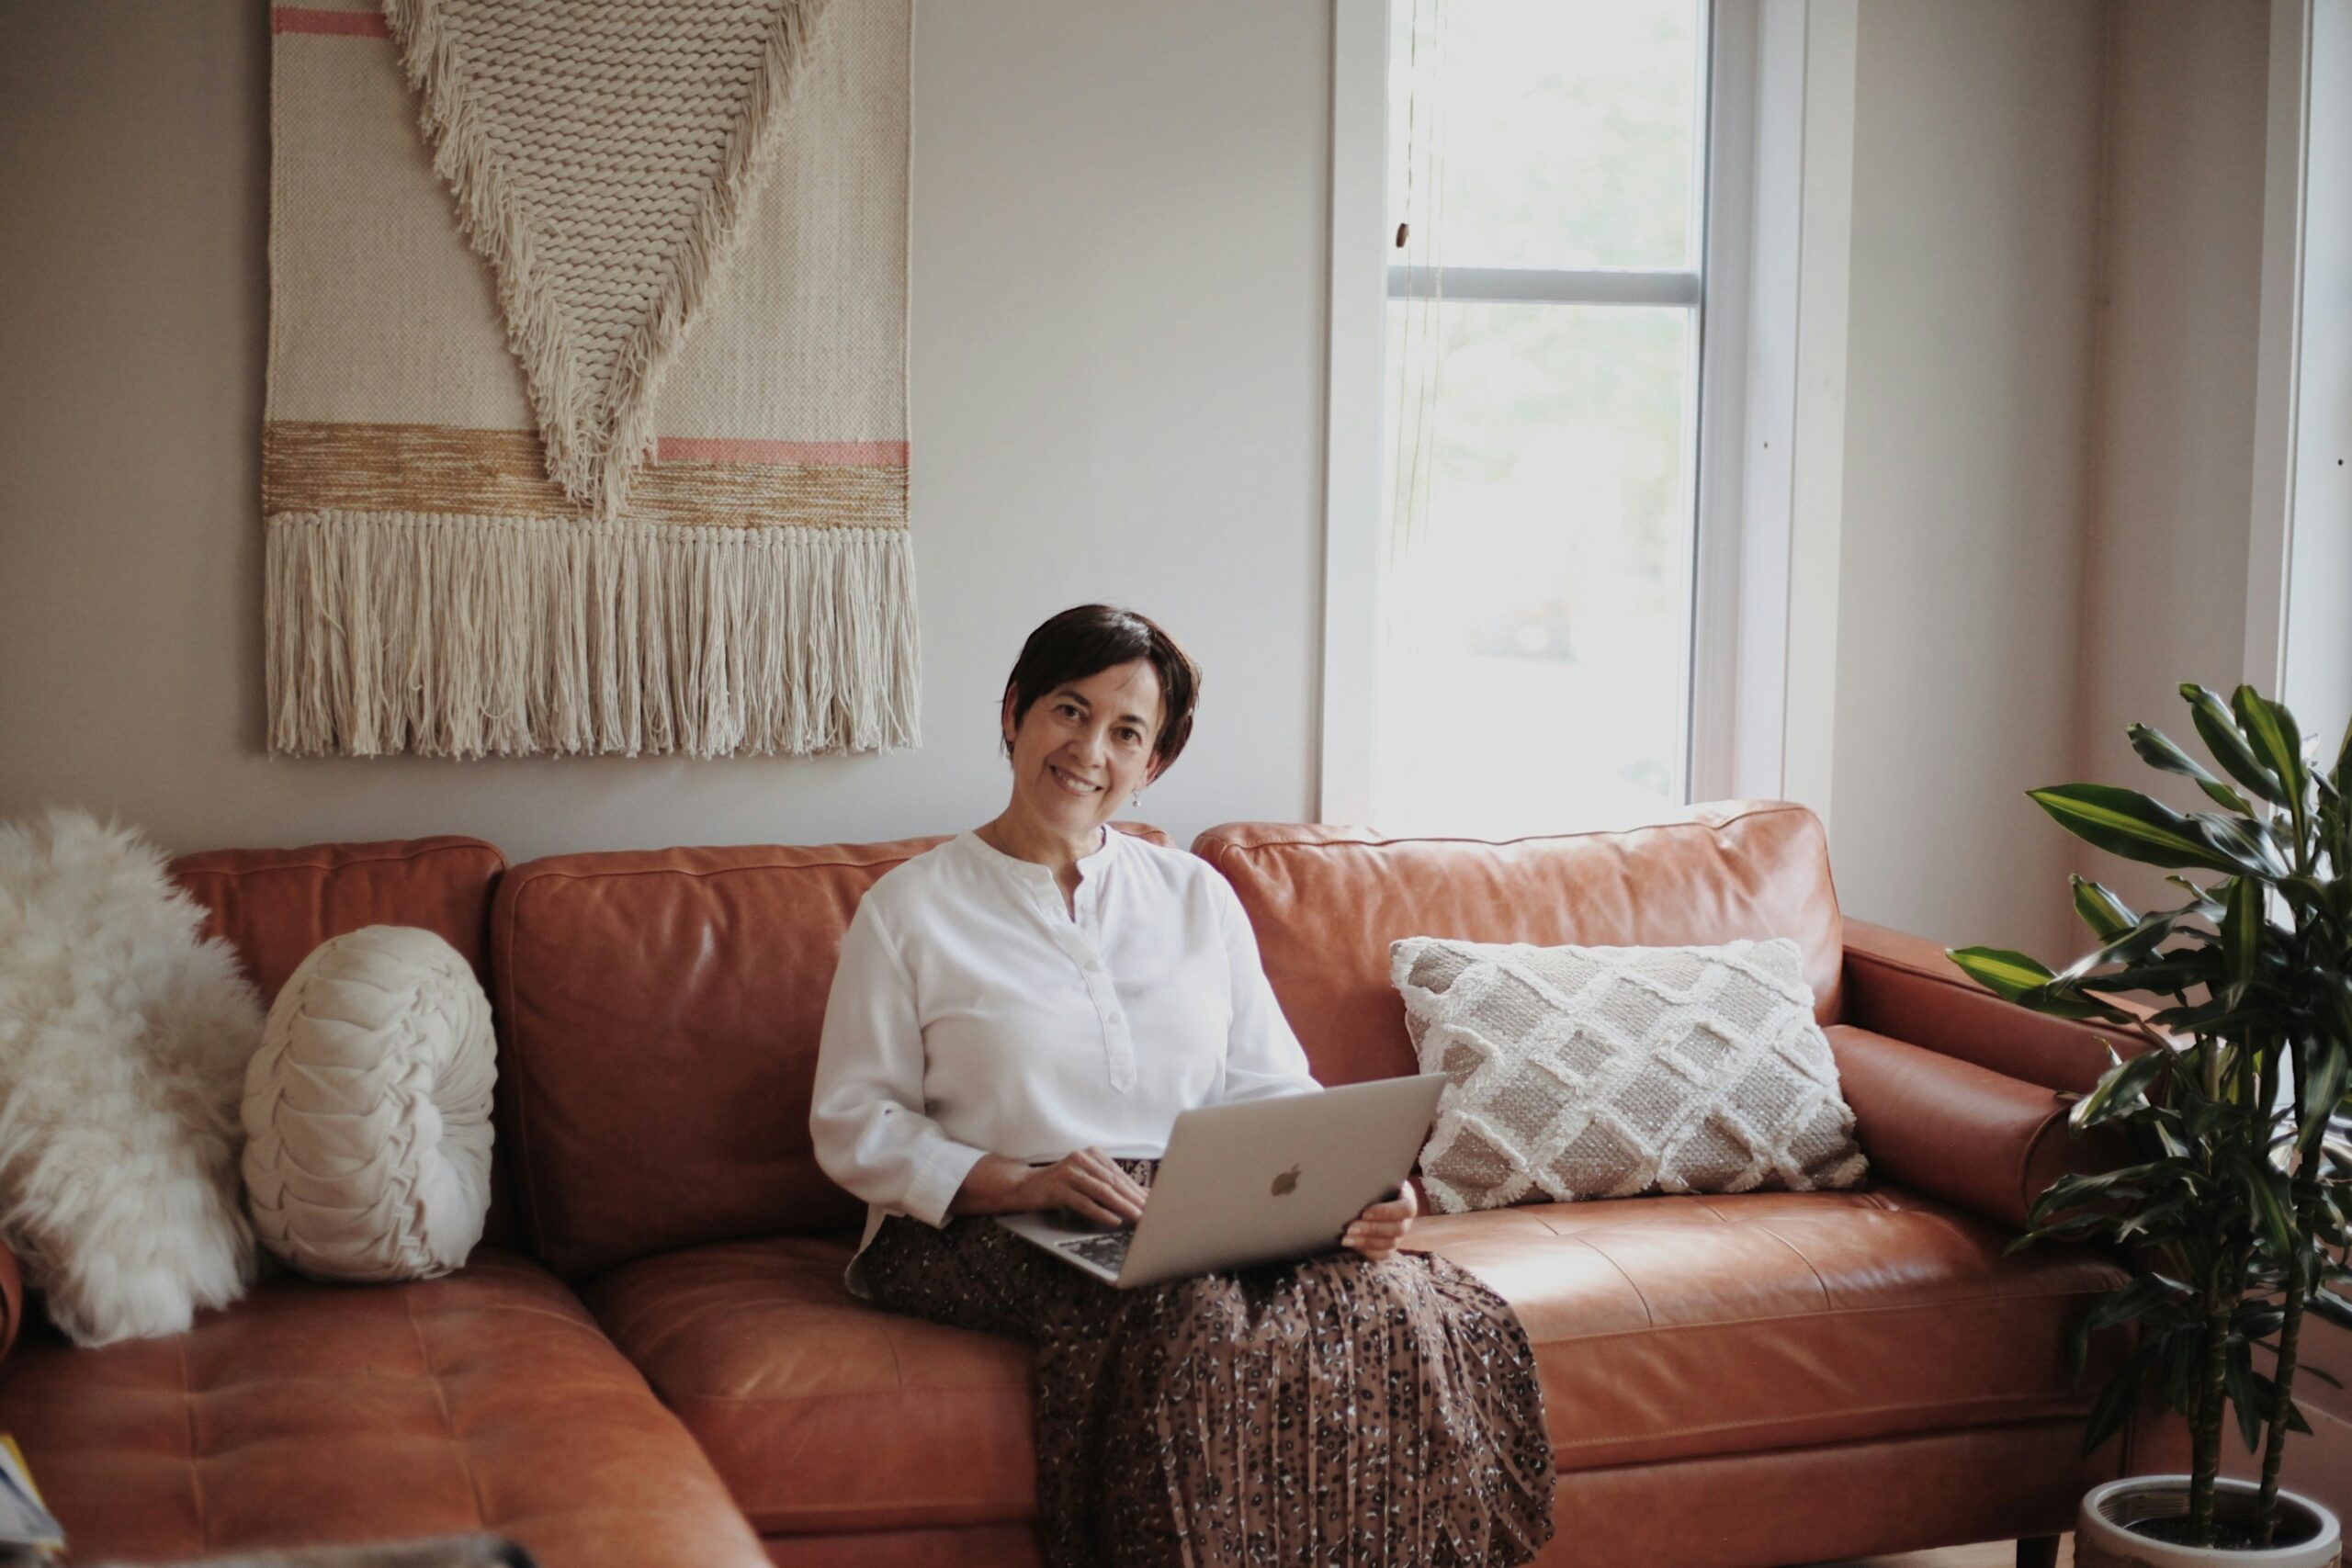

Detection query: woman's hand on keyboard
xmin=1341 ymin=1182 xmax=1418 ymax=1262
xmin=953 ymin=1146 xmax=1149 ymax=1226
xmin=1018 ymin=1147 xmax=1149 ymax=1226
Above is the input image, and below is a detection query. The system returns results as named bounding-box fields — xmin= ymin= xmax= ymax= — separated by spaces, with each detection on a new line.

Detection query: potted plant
xmin=1951 ymin=683 xmax=2352 ymax=1566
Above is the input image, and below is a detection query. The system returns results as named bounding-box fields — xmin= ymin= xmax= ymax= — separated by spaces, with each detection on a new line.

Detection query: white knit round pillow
xmin=242 ymin=925 xmax=495 ymax=1281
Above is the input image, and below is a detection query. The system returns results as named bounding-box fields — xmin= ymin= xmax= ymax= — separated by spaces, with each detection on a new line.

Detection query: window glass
xmin=1376 ymin=303 xmax=1694 ymax=836
xmin=1377 ymin=0 xmax=1708 ymax=837
xmin=1386 ymin=0 xmax=1703 ymax=273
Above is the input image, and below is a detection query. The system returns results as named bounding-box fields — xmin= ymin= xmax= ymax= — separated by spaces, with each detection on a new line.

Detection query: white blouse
xmin=809 ymin=825 xmax=1322 ymax=1268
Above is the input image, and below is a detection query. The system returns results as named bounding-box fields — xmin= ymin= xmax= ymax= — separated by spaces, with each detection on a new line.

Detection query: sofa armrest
xmin=1840 ymin=919 xmax=2148 ymax=1094
xmin=1827 ymin=1025 xmax=2124 ymax=1232
xmin=0 ymin=1236 xmax=21 ymax=1363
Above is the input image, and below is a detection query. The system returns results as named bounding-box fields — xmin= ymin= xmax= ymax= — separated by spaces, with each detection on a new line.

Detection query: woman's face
xmin=1001 ymin=660 xmax=1165 ymax=840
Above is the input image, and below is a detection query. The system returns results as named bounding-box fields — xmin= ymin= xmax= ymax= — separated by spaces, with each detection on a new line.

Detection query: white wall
xmin=2076 ymin=0 xmax=2270 ymax=914
xmin=0 ymin=0 xmax=2294 ymax=969
xmin=0 ymin=1 xmax=1332 ymax=861
xmin=1824 ymin=0 xmax=2107 ymax=960
xmin=2281 ymin=0 xmax=2352 ymax=749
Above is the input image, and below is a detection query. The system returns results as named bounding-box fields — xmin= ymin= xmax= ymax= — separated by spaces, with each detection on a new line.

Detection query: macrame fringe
xmin=265 ymin=512 xmax=920 ymax=759
xmin=377 ymin=0 xmax=833 ymax=519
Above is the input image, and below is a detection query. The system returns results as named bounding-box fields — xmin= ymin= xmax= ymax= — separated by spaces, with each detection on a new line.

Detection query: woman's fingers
xmin=1343 ymin=1185 xmax=1416 ymax=1259
xmin=1070 ymin=1170 xmax=1146 ymax=1222
xmin=1063 ymin=1190 xmax=1125 ymax=1226
xmin=1079 ymin=1147 xmax=1150 ymax=1206
xmin=1070 ymin=1148 xmax=1148 ymax=1214
xmin=1052 ymin=1156 xmax=1144 ymax=1224
xmin=1057 ymin=1171 xmax=1129 ymax=1225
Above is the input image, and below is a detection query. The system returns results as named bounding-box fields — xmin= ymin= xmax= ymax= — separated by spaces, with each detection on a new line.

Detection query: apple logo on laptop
xmin=1271 ymin=1164 xmax=1301 ymax=1197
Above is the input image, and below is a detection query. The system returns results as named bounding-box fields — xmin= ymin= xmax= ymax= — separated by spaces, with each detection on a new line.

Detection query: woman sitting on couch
xmin=809 ymin=603 xmax=1554 ymax=1567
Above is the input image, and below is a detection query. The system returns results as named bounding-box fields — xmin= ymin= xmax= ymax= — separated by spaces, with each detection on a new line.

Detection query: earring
xmin=1130 ymin=790 xmax=1145 ymax=809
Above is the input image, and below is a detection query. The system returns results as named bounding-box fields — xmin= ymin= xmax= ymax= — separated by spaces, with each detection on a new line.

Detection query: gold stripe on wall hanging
xmin=264 ymin=421 xmax=909 ymax=531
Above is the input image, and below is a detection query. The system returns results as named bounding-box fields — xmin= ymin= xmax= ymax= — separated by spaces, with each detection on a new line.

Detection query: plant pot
xmin=2078 ymin=1476 xmax=2343 ymax=1567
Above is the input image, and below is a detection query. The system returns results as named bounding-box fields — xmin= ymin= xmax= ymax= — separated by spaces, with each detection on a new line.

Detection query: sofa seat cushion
xmin=0 ymin=1248 xmax=766 ymax=1568
xmin=585 ymin=1237 xmax=1033 ymax=1536
xmin=1409 ymin=1184 xmax=2125 ymax=1470
xmin=588 ymin=1184 xmax=2125 ymax=1537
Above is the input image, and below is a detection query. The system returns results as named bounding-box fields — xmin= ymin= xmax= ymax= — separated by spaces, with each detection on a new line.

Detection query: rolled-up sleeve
xmin=1214 ymin=879 xmax=1322 ymax=1103
xmin=810 ymin=901 xmax=989 ymax=1227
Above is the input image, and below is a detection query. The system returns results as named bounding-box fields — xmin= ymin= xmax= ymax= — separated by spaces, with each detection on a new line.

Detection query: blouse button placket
xmin=1071 ymin=869 xmax=1134 ymax=1092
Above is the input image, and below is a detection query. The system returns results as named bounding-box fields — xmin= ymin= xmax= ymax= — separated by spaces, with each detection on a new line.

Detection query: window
xmin=1365 ymin=0 xmax=1719 ymax=837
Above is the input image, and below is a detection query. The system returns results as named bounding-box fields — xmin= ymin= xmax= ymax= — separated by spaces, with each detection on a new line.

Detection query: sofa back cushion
xmin=171 ymin=837 xmax=504 ymax=1004
xmin=1191 ymin=801 xmax=1844 ymax=1088
xmin=493 ymin=828 xmax=1170 ymax=1280
xmin=168 ymin=836 xmax=512 ymax=1243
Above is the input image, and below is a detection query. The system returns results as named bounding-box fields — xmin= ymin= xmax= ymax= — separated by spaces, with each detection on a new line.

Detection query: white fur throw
xmin=0 ymin=808 xmax=263 ymax=1344
xmin=243 ymin=926 xmax=495 ymax=1281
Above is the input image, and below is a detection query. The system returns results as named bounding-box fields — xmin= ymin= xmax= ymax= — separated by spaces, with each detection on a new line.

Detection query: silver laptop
xmin=994 ymin=1073 xmax=1449 ymax=1289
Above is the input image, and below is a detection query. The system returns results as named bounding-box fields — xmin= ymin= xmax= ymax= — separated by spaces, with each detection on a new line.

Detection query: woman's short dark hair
xmin=1001 ymin=604 xmax=1201 ymax=777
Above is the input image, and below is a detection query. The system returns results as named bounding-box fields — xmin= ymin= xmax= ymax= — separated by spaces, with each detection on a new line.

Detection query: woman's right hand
xmin=953 ymin=1147 xmax=1149 ymax=1226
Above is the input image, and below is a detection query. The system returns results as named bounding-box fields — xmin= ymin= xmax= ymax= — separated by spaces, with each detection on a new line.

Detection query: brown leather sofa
xmin=0 ymin=802 xmax=2181 ymax=1567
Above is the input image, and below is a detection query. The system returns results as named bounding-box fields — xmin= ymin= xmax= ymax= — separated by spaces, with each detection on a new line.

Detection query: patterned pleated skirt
xmin=858 ymin=1163 xmax=1555 ymax=1568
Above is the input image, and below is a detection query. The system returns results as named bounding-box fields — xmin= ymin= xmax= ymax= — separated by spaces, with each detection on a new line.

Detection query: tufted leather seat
xmin=584 ymin=1183 xmax=2130 ymax=1540
xmin=0 ymin=1251 xmax=764 ymax=1567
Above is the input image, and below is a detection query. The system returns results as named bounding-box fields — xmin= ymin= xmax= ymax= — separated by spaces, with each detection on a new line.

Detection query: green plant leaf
xmin=1947 ymin=949 xmax=2132 ymax=1020
xmin=2227 ymin=1338 xmax=2265 ymax=1452
xmin=2242 ymin=1159 xmax=2298 ymax=1258
xmin=2198 ymin=813 xmax=2290 ymax=877
xmin=1946 ymin=946 xmax=2054 ymax=999
xmin=2223 ymin=875 xmax=2264 ymax=987
xmin=2075 ymin=1049 xmax=2171 ymax=1129
xmin=2114 ymin=1192 xmax=2196 ymax=1242
xmin=2130 ymin=723 xmax=2256 ymax=814
xmin=2030 ymin=784 xmax=2253 ymax=874
xmin=2079 ymin=953 xmax=2225 ymax=995
xmin=2300 ymin=1043 xmax=2351 ymax=1159
xmin=2233 ymin=684 xmax=2308 ymax=806
xmin=2183 ymin=682 xmax=2287 ymax=804
xmin=2082 ymin=1342 xmax=2166 ymax=1455
xmin=2073 ymin=876 xmax=2138 ymax=941
xmin=2059 ymin=910 xmax=2193 ymax=983
xmin=2086 ymin=1274 xmax=2184 ymax=1332
xmin=2313 ymin=1291 xmax=2352 ymax=1332
xmin=2165 ymin=874 xmax=2227 ymax=919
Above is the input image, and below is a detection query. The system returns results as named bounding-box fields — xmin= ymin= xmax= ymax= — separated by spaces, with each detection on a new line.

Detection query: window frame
xmin=1317 ymin=0 xmax=1812 ymax=827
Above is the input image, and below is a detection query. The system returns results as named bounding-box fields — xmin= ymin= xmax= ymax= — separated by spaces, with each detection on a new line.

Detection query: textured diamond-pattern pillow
xmin=1390 ymin=935 xmax=1865 ymax=1213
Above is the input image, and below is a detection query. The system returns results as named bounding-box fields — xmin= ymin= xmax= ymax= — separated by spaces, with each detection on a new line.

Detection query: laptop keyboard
xmin=1057 ymin=1230 xmax=1134 ymax=1275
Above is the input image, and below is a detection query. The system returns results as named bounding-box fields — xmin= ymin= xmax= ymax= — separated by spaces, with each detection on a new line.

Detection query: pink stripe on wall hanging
xmin=264 ymin=0 xmax=917 ymax=760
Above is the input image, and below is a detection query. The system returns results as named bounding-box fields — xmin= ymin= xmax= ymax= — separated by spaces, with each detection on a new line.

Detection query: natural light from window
xmin=1375 ymin=0 xmax=1708 ymax=839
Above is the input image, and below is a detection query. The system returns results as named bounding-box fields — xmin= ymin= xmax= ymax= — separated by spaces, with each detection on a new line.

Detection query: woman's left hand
xmin=1341 ymin=1181 xmax=1419 ymax=1262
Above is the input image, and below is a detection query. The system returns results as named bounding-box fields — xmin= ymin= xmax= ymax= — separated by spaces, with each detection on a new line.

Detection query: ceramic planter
xmin=2077 ymin=1476 xmax=2343 ymax=1568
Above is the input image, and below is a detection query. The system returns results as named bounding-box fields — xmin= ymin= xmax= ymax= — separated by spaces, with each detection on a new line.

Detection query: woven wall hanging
xmin=265 ymin=0 xmax=916 ymax=758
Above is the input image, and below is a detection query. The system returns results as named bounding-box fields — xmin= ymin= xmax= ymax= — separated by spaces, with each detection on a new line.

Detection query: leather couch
xmin=0 ymin=802 xmax=2182 ymax=1567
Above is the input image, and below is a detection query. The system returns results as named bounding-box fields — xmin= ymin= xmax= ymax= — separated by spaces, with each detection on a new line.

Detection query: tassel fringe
xmin=266 ymin=512 xmax=920 ymax=759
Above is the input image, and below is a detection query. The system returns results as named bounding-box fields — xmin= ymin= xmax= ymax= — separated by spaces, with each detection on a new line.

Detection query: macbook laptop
xmin=994 ymin=1073 xmax=1449 ymax=1289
